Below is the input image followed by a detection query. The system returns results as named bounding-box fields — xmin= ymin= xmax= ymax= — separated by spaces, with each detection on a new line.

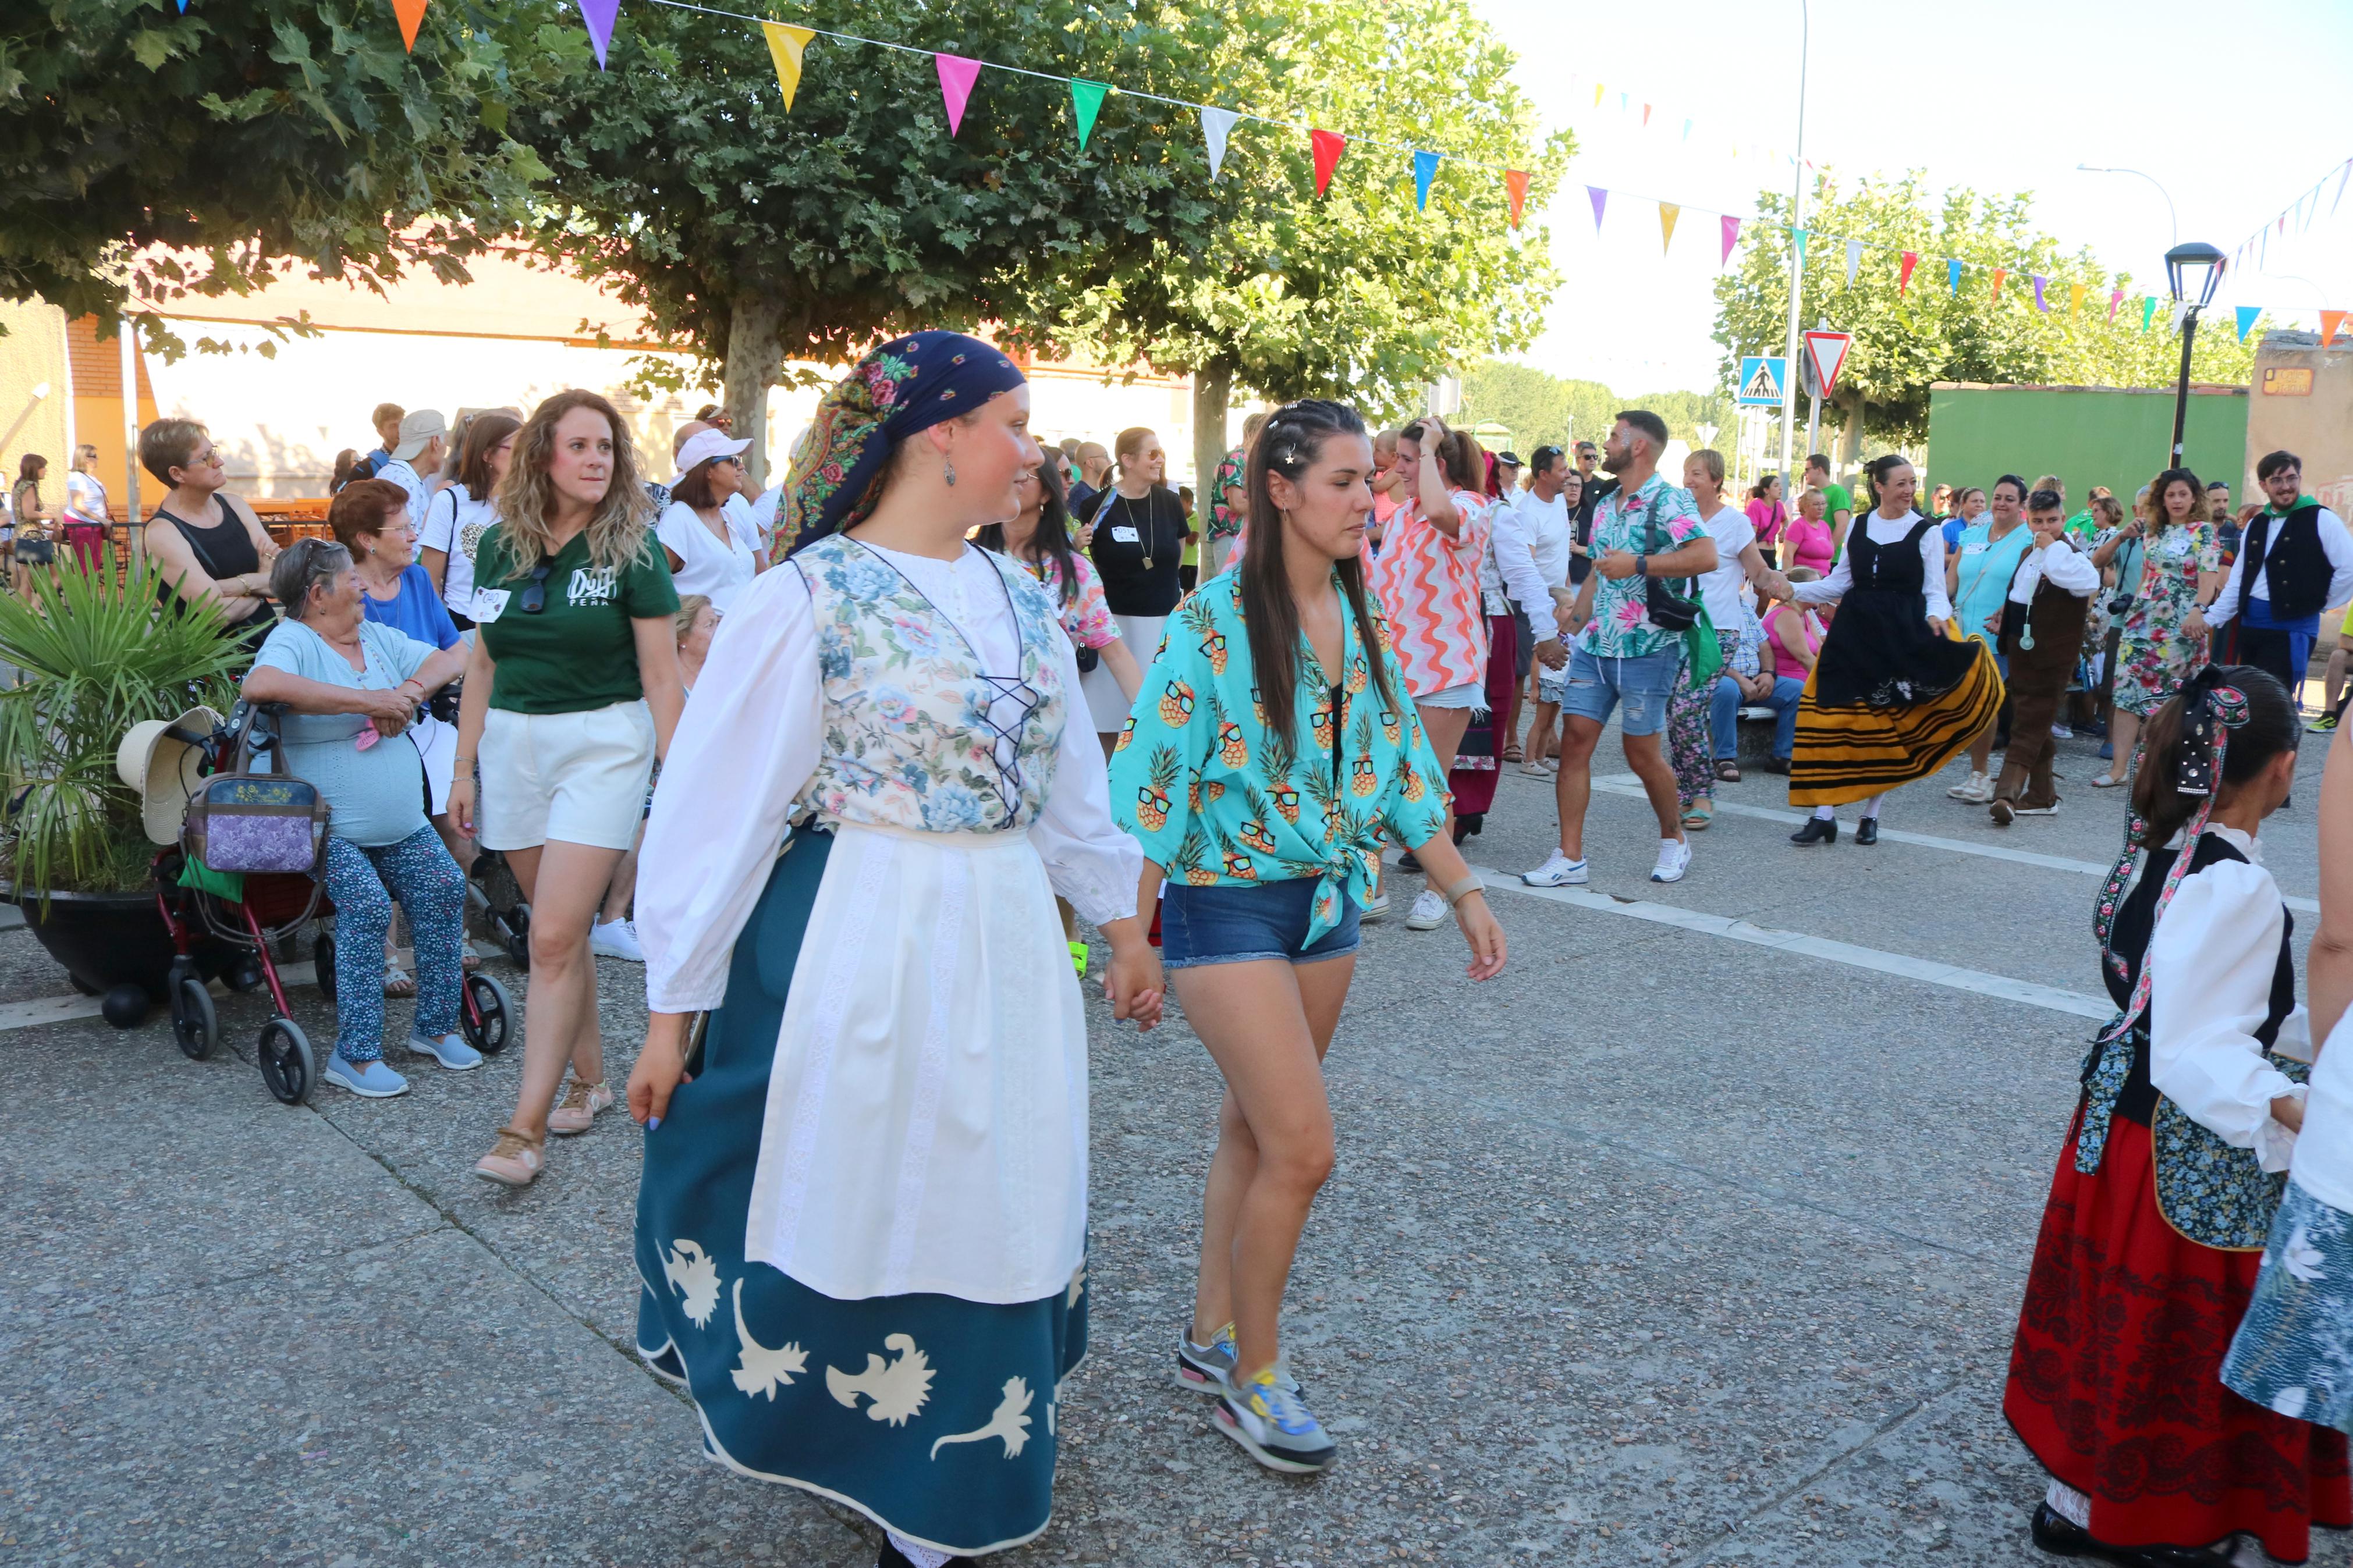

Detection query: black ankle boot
xmin=2028 ymin=1502 xmax=2234 ymax=1566
xmin=1788 ymin=815 xmax=1837 ymax=845
xmin=1855 ymin=817 xmax=1879 ymax=846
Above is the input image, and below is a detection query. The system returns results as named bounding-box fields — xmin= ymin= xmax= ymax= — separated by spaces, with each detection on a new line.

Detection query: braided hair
xmin=1239 ymin=399 xmax=1400 ymax=748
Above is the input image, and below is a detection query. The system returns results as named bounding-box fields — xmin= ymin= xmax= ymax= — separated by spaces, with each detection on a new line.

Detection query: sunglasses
xmin=519 ymin=563 xmax=553 ymax=614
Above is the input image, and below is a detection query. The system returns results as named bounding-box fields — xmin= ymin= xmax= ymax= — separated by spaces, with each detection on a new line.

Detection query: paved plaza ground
xmin=3 ymin=727 xmax=2341 ymax=1568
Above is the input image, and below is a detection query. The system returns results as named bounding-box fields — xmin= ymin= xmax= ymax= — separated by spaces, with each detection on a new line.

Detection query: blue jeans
xmin=1160 ymin=877 xmax=1361 ymax=970
xmin=322 ymin=826 xmax=466 ymax=1062
xmin=1558 ymin=646 xmax=1681 ymax=736
xmin=1711 ymin=674 xmax=1807 ymax=760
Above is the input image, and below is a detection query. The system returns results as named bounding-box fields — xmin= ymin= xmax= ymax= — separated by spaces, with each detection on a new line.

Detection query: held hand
xmin=1761 ymin=571 xmax=1795 ymax=603
xmin=1927 ymin=616 xmax=1949 ymax=639
xmin=357 ymin=687 xmax=416 ymax=728
xmin=1597 ymin=550 xmax=1639 ymax=581
xmin=1982 ymin=611 xmax=2002 ymax=635
xmin=2273 ymin=1092 xmax=2308 ymax=1135
xmin=2183 ymin=609 xmax=2209 ymax=641
xmin=628 ymin=1015 xmax=695 ymax=1128
xmin=1535 ymin=637 xmax=1568 ymax=670
xmin=447 ymin=777 xmax=477 ymax=839
xmin=1103 ymin=936 xmax=1165 ymax=1032
xmin=1455 ymin=891 xmax=1506 ymax=980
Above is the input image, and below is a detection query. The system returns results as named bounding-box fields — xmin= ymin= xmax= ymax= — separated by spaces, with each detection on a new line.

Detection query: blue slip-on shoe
xmin=409 ymin=1032 xmax=484 ymax=1071
xmin=324 ymin=1055 xmax=410 ymax=1097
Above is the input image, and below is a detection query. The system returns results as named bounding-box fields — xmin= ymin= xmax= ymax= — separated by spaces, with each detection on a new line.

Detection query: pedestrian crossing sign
xmin=1736 ymin=356 xmax=1787 ymax=406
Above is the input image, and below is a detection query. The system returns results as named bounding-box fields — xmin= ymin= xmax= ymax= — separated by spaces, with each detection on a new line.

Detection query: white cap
xmin=668 ymin=428 xmax=753 ymax=488
xmin=391 ymin=409 xmax=448 ymax=461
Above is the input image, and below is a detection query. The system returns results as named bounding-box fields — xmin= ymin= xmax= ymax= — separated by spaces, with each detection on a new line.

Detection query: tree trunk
xmin=1833 ymin=389 xmax=1866 ymax=470
xmin=723 ymin=293 xmax=787 ymax=492
xmin=1190 ymin=358 xmax=1236 ymax=535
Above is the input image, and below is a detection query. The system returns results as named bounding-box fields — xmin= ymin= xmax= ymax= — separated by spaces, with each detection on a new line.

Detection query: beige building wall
xmin=2246 ymin=329 xmax=2353 ymax=517
xmin=0 ymin=301 xmax=72 ymax=505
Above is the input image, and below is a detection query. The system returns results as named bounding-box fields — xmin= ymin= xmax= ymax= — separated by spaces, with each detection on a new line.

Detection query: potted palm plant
xmin=0 ymin=548 xmax=247 ymax=1005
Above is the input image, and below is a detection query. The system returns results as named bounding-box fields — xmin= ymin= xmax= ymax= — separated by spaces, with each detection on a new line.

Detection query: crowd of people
xmin=27 ymin=339 xmax=2347 ymax=1567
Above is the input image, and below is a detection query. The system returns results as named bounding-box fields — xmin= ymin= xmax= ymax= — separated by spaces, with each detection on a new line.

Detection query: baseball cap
xmin=391 ymin=409 xmax=449 ymax=461
xmin=668 ymin=427 xmax=753 ymax=488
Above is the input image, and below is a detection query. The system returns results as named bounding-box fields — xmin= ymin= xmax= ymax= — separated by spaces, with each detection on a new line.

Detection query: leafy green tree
xmin=1014 ymin=0 xmax=1568 ymax=517
xmin=1459 ymin=361 xmax=1733 ymax=457
xmin=1 ymin=0 xmax=550 ymax=353
xmin=1712 ymin=173 xmax=2260 ymax=460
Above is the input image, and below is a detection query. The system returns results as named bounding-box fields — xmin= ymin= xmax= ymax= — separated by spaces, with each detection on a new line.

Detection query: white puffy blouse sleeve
xmin=1031 ymin=628 xmax=1141 ymax=927
xmin=638 ymin=566 xmax=824 ymax=1014
xmin=2149 ymin=854 xmax=2306 ymax=1171
xmin=1790 ymin=550 xmax=1852 ymax=604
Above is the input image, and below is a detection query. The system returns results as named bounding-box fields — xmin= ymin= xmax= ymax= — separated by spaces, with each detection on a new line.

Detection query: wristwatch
xmin=1634 ymin=553 xmax=1648 ymax=579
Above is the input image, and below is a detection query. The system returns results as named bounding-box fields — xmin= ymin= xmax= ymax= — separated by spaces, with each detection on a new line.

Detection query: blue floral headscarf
xmin=773 ymin=330 xmax=1025 ymax=560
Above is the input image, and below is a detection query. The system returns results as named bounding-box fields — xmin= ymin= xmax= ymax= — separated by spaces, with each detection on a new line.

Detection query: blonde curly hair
xmin=491 ymin=389 xmax=652 ymax=579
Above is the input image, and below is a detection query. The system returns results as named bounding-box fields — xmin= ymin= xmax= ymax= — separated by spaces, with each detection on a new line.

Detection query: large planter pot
xmin=12 ymin=886 xmax=233 ymax=1001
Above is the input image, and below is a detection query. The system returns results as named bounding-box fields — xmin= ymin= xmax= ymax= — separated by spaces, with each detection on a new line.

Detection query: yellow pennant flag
xmin=1659 ymin=202 xmax=1680 ymax=254
xmin=2068 ymin=283 xmax=2085 ymax=317
xmin=762 ymin=22 xmax=815 ymax=109
xmin=1593 ymin=82 xmax=1605 ymax=108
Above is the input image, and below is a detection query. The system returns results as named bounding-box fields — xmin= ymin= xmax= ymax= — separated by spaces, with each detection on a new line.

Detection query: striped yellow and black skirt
xmin=1788 ymin=597 xmax=2005 ymax=808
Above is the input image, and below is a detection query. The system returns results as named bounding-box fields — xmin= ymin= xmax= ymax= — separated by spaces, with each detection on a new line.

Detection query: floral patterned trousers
xmin=322 ymin=826 xmax=466 ymax=1062
xmin=1669 ymin=628 xmax=1741 ymax=808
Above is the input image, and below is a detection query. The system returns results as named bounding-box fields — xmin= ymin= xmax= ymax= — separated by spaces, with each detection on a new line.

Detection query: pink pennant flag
xmin=1587 ymin=186 xmax=1607 ymax=232
xmin=934 ymin=53 xmax=982 ymax=137
xmin=1719 ymin=214 xmax=1741 ymax=265
xmin=2107 ymin=288 xmax=2123 ymax=322
xmin=576 ymin=0 xmax=619 ymax=69
xmin=1641 ymin=103 xmax=1653 ymax=127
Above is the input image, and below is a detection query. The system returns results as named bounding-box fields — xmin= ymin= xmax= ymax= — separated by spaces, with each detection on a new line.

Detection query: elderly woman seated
xmin=242 ymin=538 xmax=474 ymax=1098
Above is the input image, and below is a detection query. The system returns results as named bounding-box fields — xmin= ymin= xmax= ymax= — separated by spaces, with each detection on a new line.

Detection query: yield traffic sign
xmin=1802 ymin=330 xmax=1853 ymax=399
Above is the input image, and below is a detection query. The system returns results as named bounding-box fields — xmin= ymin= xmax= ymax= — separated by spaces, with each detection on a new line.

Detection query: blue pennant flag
xmin=1412 ymin=150 xmax=1441 ymax=212
xmin=2235 ymin=305 xmax=2261 ymax=342
xmin=1947 ymin=258 xmax=1963 ymax=294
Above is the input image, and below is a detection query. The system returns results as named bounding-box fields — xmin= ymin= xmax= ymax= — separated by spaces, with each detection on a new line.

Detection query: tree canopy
xmin=1711 ymin=173 xmax=2262 ymax=456
xmin=1458 ymin=360 xmax=1734 ymax=457
xmin=1 ymin=0 xmax=549 ymax=351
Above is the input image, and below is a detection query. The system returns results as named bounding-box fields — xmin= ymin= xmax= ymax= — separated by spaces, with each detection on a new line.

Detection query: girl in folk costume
xmin=626 ymin=333 xmax=1164 ymax=1568
xmin=1770 ymin=454 xmax=2004 ymax=845
xmin=2006 ymin=666 xmax=2351 ymax=1567
xmin=1109 ymin=399 xmax=1506 ymax=1475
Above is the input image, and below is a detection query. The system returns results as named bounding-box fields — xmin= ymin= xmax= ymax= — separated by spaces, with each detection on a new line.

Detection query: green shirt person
xmin=1807 ymin=457 xmax=1853 ymax=559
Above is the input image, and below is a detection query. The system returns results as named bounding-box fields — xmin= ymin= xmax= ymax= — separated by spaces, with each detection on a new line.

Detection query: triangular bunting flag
xmin=1201 ymin=106 xmax=1237 ymax=181
xmin=577 ymin=0 xmax=619 ymax=69
xmin=1503 ymin=170 xmax=1529 ymax=230
xmin=1843 ymin=239 xmax=1862 ymax=287
xmin=1990 ymin=267 xmax=2007 ymax=304
xmin=935 ymin=54 xmax=982 ymax=137
xmin=1619 ymin=92 xmax=1628 ymax=112
xmin=1067 ymin=79 xmax=1109 ymax=151
xmin=1593 ymin=82 xmax=1605 ymax=107
xmin=1792 ymin=227 xmax=1808 ymax=264
xmin=2169 ymin=301 xmax=2190 ymax=333
xmin=2334 ymin=159 xmax=2351 ymax=216
xmin=2031 ymin=275 xmax=2049 ymax=313
xmin=1412 ymin=150 xmax=1440 ymax=211
xmin=2235 ymin=305 xmax=2261 ymax=341
xmin=761 ymin=23 xmax=813 ymax=110
xmin=1720 ymin=215 xmax=1742 ymax=266
xmin=2068 ymin=283 xmax=2085 ymax=317
xmin=2322 ymin=310 xmax=2347 ymax=346
xmin=1587 ymin=186 xmax=1607 ymax=233
xmin=1682 ymin=119 xmax=1692 ymax=141
xmin=2109 ymin=289 xmax=2123 ymax=322
xmin=1642 ymin=104 xmax=1653 ymax=127
xmin=1898 ymin=252 xmax=1918 ymax=294
xmin=392 ymin=0 xmax=427 ymax=51
xmin=1309 ymin=129 xmax=1346 ymax=197
xmin=2141 ymin=296 xmax=2158 ymax=332
xmin=1659 ymin=202 xmax=1679 ymax=254
xmin=1947 ymin=258 xmax=1962 ymax=294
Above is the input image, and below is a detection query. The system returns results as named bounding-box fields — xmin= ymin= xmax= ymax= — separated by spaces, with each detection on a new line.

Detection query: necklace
xmin=1112 ymin=492 xmax=1160 ymax=570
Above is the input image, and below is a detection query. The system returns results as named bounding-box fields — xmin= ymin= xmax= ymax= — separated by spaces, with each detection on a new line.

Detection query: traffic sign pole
xmin=1777 ymin=0 xmax=1810 ymax=490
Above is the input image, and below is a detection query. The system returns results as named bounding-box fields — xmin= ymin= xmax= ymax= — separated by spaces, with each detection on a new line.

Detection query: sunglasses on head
xmin=519 ymin=563 xmax=553 ymax=614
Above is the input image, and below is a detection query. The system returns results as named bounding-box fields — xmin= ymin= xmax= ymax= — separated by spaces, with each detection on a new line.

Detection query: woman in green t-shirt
xmin=451 ymin=390 xmax=685 ymax=1188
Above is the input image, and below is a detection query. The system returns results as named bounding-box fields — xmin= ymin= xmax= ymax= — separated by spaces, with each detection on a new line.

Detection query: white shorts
xmin=1416 ymin=682 xmax=1486 ymax=710
xmin=408 ymin=712 xmax=459 ymax=816
xmin=478 ymin=701 xmax=656 ymax=853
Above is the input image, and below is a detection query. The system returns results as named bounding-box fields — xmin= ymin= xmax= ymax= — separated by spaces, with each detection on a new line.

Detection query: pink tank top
xmin=1762 ymin=603 xmax=1822 ymax=667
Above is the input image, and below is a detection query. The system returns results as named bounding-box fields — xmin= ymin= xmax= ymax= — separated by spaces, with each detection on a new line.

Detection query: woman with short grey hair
xmin=242 ymin=537 xmax=474 ymax=1098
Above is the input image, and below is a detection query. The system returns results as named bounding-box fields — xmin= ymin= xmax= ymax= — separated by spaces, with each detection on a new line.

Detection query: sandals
xmin=547 ymin=1078 xmax=616 ymax=1137
xmin=473 ymin=1125 xmax=545 ymax=1187
xmin=383 ymin=969 xmax=417 ymax=999
xmin=1715 ymin=761 xmax=1741 ymax=783
xmin=1681 ymin=804 xmax=1715 ymax=831
xmin=1502 ymin=742 xmax=1525 ymax=763
xmin=2089 ymin=773 xmax=2127 ymax=789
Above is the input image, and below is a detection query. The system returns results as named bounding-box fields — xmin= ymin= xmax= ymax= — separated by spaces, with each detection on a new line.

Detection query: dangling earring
xmin=943 ymin=457 xmax=957 ymax=488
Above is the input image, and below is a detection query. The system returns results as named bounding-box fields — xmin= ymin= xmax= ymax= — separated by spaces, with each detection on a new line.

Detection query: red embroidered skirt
xmin=1446 ymin=613 xmax=1517 ymax=817
xmin=2005 ymin=1113 xmax=2352 ymax=1560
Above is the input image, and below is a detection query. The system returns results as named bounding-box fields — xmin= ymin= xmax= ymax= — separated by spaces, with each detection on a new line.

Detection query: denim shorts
xmin=1557 ymin=645 xmax=1681 ymax=736
xmin=1160 ymin=877 xmax=1361 ymax=970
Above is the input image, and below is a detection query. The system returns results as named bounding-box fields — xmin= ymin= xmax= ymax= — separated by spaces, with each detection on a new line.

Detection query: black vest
xmin=2098 ymin=833 xmax=2295 ymax=1125
xmin=2237 ymin=503 xmax=2333 ymax=621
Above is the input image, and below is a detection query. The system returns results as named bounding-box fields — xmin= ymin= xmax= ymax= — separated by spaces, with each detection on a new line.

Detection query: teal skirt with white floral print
xmin=2224 ymin=1178 xmax=2353 ymax=1434
xmin=634 ymin=828 xmax=1088 ymax=1557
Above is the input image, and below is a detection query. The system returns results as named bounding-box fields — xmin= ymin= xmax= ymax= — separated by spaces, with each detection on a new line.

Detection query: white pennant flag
xmin=1844 ymin=239 xmax=1863 ymax=288
xmin=1201 ymin=106 xmax=1238 ymax=181
xmin=2169 ymin=301 xmax=2191 ymax=333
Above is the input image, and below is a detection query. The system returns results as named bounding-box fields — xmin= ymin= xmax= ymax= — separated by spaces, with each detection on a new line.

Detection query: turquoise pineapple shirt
xmin=1109 ymin=570 xmax=1450 ymax=942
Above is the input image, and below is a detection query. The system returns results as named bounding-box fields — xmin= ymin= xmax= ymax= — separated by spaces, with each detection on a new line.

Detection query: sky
xmin=1463 ymin=0 xmax=2353 ymax=399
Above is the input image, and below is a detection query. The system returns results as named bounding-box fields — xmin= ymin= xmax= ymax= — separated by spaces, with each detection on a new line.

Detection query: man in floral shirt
xmin=1523 ymin=410 xmax=1718 ymax=890
xmin=1206 ymin=413 xmax=1266 ymax=575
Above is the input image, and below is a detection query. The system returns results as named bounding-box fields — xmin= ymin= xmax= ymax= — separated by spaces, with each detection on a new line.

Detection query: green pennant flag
xmin=2141 ymin=296 xmax=2157 ymax=332
xmin=1069 ymin=79 xmax=1109 ymax=151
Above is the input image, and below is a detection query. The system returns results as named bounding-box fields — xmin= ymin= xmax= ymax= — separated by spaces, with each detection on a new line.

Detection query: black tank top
xmin=153 ymin=501 xmax=275 ymax=637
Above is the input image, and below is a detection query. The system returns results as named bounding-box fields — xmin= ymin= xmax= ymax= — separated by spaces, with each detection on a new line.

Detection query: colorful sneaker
xmin=1521 ymin=852 xmax=1588 ymax=888
xmin=472 ymin=1123 xmax=545 ymax=1187
xmin=1216 ymin=1368 xmax=1338 ymax=1474
xmin=324 ymin=1055 xmax=410 ymax=1098
xmin=546 ymin=1078 xmax=615 ymax=1136
xmin=2308 ymin=709 xmax=2343 ymax=735
xmin=1175 ymin=1324 xmax=1305 ymax=1399
xmin=1068 ymin=940 xmax=1089 ymax=979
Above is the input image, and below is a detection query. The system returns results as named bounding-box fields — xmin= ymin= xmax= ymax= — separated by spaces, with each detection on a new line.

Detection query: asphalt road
xmin=2 ymin=726 xmax=2341 ymax=1568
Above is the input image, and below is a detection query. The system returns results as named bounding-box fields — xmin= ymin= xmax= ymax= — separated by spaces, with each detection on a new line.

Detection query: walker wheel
xmin=170 ymin=974 xmax=217 ymax=1061
xmin=257 ymin=1017 xmax=315 ymax=1105
xmin=313 ymin=934 xmax=336 ymax=1002
xmin=459 ymin=972 xmax=513 ymax=1055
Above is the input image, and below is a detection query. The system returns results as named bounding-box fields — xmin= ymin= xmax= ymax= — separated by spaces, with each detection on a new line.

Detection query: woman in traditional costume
xmin=2006 ymin=666 xmax=2350 ymax=1567
xmin=626 ymin=333 xmax=1164 ymax=1568
xmin=1772 ymin=454 xmax=2003 ymax=845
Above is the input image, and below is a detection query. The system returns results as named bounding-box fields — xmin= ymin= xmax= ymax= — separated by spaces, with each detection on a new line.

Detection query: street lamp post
xmin=1776 ymin=0 xmax=1809 ymax=487
xmin=2165 ymin=241 xmax=2226 ymax=467
xmin=2077 ymin=165 xmax=2179 ymax=251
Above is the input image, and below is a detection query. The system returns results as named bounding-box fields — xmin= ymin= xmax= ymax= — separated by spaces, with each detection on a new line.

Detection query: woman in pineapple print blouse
xmin=1109 ymin=399 xmax=1507 ymax=1480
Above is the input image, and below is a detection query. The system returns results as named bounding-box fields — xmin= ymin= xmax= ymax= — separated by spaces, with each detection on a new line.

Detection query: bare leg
xmin=2103 ymin=709 xmax=2142 ymax=783
xmin=502 ymin=841 xmax=624 ymax=1139
xmin=1413 ymin=703 xmax=1472 ymax=842
xmin=1621 ymin=729 xmax=1684 ymax=840
xmin=430 ymin=811 xmax=476 ymax=877
xmin=1525 ymin=701 xmax=1561 ymax=762
xmin=1551 ymin=715 xmax=1604 ymax=860
xmin=2326 ymin=636 xmax=2352 ymax=713
xmin=600 ymin=820 xmax=645 ymax=924
xmin=1967 ymin=721 xmax=1996 ymax=776
xmin=1181 ymin=954 xmax=1355 ymax=1379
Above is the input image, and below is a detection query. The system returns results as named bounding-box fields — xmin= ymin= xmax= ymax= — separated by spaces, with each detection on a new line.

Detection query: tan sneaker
xmin=546 ymin=1079 xmax=615 ymax=1137
xmin=473 ymin=1125 xmax=545 ymax=1187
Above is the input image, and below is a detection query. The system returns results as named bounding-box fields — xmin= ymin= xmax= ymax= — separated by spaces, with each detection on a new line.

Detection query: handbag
xmin=1682 ymin=606 xmax=1724 ymax=687
xmin=180 ymin=712 xmax=329 ymax=874
xmin=1639 ymin=491 xmax=1702 ymax=634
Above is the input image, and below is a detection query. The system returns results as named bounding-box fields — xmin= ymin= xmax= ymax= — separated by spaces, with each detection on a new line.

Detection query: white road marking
xmin=1468 ymin=865 xmax=2114 ymax=1021
xmin=1585 ymin=773 xmax=2320 ymax=914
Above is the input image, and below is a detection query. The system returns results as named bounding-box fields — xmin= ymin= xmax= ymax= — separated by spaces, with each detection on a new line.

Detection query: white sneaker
xmin=2014 ymin=802 xmax=2062 ymax=816
xmin=1518 ymin=760 xmax=1553 ymax=777
xmin=590 ymin=918 xmax=645 ymax=962
xmin=1521 ymin=852 xmax=1588 ymax=888
xmin=1947 ymin=771 xmax=1993 ymax=803
xmin=2049 ymin=724 xmax=2074 ymax=739
xmin=1405 ymin=888 xmax=1449 ymax=930
xmin=1650 ymin=838 xmax=1691 ymax=884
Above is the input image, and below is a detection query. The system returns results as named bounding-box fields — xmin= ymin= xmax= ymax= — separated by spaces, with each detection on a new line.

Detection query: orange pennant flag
xmin=1641 ymin=104 xmax=1653 ymax=127
xmin=2068 ymin=283 xmax=2085 ymax=317
xmin=1990 ymin=267 xmax=2007 ymax=304
xmin=392 ymin=0 xmax=427 ymax=51
xmin=1658 ymin=201 xmax=1680 ymax=254
xmin=1503 ymin=170 xmax=1530 ymax=230
xmin=2324 ymin=309 xmax=2348 ymax=346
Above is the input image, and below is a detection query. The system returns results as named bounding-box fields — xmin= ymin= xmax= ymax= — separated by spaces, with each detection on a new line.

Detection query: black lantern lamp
xmin=2164 ymin=241 xmax=2227 ymax=465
